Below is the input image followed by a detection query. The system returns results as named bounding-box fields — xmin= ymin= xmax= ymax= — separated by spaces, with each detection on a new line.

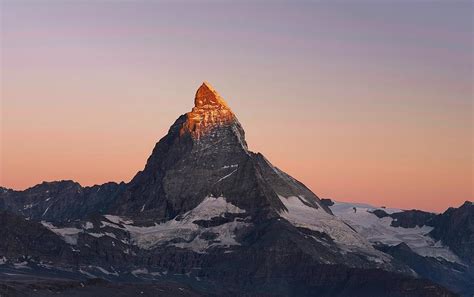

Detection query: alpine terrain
xmin=0 ymin=82 xmax=471 ymax=297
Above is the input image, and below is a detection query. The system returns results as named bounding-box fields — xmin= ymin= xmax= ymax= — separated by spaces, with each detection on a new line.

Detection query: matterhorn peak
xmin=194 ymin=81 xmax=229 ymax=109
xmin=180 ymin=82 xmax=235 ymax=138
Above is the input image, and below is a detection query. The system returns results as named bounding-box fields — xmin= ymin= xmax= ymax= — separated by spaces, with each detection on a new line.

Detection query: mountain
xmin=328 ymin=200 xmax=474 ymax=296
xmin=0 ymin=82 xmax=467 ymax=296
xmin=0 ymin=211 xmax=73 ymax=262
xmin=0 ymin=181 xmax=125 ymax=221
xmin=429 ymin=201 xmax=474 ymax=265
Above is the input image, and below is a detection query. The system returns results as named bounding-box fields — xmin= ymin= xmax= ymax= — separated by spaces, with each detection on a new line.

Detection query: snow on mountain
xmin=277 ymin=195 xmax=393 ymax=265
xmin=41 ymin=196 xmax=251 ymax=253
xmin=329 ymin=201 xmax=462 ymax=263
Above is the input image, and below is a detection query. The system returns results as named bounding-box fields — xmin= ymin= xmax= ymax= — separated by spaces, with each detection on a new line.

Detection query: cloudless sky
xmin=1 ymin=1 xmax=472 ymax=212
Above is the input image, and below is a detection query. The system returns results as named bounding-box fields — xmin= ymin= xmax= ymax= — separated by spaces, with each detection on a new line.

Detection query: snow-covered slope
xmin=278 ymin=195 xmax=372 ymax=250
xmin=120 ymin=195 xmax=250 ymax=252
xmin=329 ymin=201 xmax=462 ymax=263
xmin=40 ymin=221 xmax=82 ymax=245
xmin=41 ymin=196 xmax=250 ymax=253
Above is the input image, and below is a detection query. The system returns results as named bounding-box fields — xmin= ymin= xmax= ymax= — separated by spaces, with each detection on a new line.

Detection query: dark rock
xmin=371 ymin=209 xmax=390 ymax=218
xmin=0 ymin=211 xmax=74 ymax=263
xmin=376 ymin=242 xmax=474 ymax=296
xmin=390 ymin=210 xmax=437 ymax=228
xmin=429 ymin=201 xmax=474 ymax=265
xmin=320 ymin=198 xmax=334 ymax=207
xmin=368 ymin=208 xmax=436 ymax=228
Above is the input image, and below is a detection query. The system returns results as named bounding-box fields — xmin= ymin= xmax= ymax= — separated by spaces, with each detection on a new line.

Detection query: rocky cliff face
xmin=377 ymin=242 xmax=474 ymax=297
xmin=430 ymin=201 xmax=474 ymax=265
xmin=0 ymin=211 xmax=74 ymax=262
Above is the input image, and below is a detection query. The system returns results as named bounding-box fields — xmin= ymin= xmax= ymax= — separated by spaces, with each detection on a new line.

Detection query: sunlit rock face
xmin=180 ymin=82 xmax=235 ymax=138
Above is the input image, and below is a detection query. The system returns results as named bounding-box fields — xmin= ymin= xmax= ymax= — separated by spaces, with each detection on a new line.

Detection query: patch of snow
xmin=101 ymin=220 xmax=124 ymax=229
xmin=88 ymin=232 xmax=105 ymax=238
xmin=91 ymin=266 xmax=119 ymax=276
xmin=329 ymin=201 xmax=462 ymax=263
xmin=13 ymin=261 xmax=30 ymax=269
xmin=38 ymin=263 xmax=54 ymax=269
xmin=41 ymin=221 xmax=82 ymax=245
xmin=104 ymin=215 xmax=133 ymax=225
xmin=222 ymin=164 xmax=238 ymax=169
xmin=42 ymin=205 xmax=51 ymax=217
xmin=0 ymin=257 xmax=7 ymax=265
xmin=79 ymin=269 xmax=96 ymax=278
xmin=2 ymin=273 xmax=25 ymax=276
xmin=105 ymin=232 xmax=117 ymax=239
xmin=83 ymin=222 xmax=94 ymax=230
xmin=332 ymin=201 xmax=402 ymax=215
xmin=140 ymin=204 xmax=146 ymax=212
xmin=132 ymin=268 xmax=149 ymax=277
xmin=216 ymin=168 xmax=238 ymax=183
xmin=23 ymin=204 xmax=34 ymax=210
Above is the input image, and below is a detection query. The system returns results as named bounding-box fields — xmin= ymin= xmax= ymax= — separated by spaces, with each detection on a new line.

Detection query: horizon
xmin=1 ymin=2 xmax=472 ymax=212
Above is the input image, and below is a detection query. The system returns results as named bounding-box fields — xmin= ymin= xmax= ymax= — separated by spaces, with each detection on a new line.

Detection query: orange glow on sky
xmin=1 ymin=2 xmax=472 ymax=212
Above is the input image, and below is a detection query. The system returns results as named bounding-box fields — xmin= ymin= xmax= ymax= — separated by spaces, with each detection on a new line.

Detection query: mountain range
xmin=0 ymin=82 xmax=472 ymax=297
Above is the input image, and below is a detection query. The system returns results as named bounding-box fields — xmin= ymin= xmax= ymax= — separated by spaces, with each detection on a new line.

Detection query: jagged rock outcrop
xmin=370 ymin=208 xmax=437 ymax=228
xmin=430 ymin=201 xmax=474 ymax=265
xmin=0 ymin=181 xmax=125 ymax=222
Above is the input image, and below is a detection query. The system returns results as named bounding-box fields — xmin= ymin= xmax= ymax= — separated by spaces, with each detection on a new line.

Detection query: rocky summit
xmin=180 ymin=82 xmax=235 ymax=138
xmin=0 ymin=82 xmax=470 ymax=297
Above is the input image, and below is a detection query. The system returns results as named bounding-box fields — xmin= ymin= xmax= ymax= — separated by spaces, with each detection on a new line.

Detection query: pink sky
xmin=1 ymin=2 xmax=472 ymax=212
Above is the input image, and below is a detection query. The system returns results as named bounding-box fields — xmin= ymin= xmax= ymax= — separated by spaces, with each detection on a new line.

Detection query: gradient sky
xmin=1 ymin=1 xmax=472 ymax=212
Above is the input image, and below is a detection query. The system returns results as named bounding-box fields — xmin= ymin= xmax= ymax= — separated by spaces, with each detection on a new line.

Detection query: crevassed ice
xmin=329 ymin=201 xmax=462 ymax=264
xmin=278 ymin=195 xmax=375 ymax=251
xmin=117 ymin=196 xmax=249 ymax=252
